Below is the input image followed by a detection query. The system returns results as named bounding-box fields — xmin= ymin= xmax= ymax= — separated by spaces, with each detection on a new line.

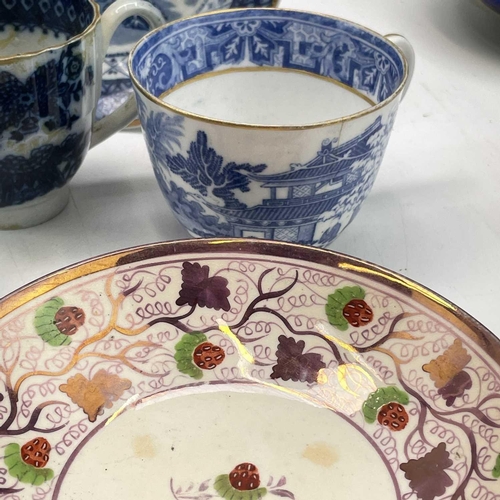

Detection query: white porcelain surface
xmin=163 ymin=71 xmax=372 ymax=125
xmin=61 ymin=392 xmax=393 ymax=499
xmin=0 ymin=27 xmax=67 ymax=57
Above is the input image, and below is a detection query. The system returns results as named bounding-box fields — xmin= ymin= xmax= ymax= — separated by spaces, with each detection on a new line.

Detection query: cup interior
xmin=130 ymin=8 xmax=407 ymax=118
xmin=0 ymin=0 xmax=96 ymax=41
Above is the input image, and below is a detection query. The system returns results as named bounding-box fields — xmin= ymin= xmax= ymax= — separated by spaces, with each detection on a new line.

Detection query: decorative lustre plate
xmin=0 ymin=239 xmax=499 ymax=500
xmin=95 ymin=0 xmax=278 ymax=122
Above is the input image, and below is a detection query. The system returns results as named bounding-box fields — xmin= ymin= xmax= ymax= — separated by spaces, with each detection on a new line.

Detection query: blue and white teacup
xmin=0 ymin=0 xmax=164 ymax=229
xmin=130 ymin=8 xmax=415 ymax=247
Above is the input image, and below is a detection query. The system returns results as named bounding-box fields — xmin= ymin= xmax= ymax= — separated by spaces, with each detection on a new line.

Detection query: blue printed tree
xmin=166 ymin=131 xmax=267 ymax=209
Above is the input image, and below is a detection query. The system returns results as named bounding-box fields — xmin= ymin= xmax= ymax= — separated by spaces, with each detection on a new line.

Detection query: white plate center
xmin=60 ymin=390 xmax=396 ymax=499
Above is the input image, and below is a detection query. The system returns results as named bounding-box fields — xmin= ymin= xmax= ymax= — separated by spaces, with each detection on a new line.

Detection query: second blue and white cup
xmin=0 ymin=0 xmax=164 ymax=229
xmin=130 ymin=8 xmax=415 ymax=247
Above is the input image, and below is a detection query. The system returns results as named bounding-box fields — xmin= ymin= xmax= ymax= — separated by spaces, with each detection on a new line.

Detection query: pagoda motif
xmin=208 ymin=117 xmax=383 ymax=243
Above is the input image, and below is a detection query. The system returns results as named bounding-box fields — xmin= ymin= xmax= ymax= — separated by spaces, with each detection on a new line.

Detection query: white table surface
xmin=1 ymin=0 xmax=499 ymax=336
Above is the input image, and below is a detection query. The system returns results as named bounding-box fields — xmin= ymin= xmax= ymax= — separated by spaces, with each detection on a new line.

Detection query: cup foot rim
xmin=0 ymin=186 xmax=70 ymax=230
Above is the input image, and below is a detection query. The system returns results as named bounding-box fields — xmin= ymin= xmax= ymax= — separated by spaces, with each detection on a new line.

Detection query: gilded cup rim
xmin=128 ymin=7 xmax=410 ymax=131
xmin=0 ymin=0 xmax=100 ymax=65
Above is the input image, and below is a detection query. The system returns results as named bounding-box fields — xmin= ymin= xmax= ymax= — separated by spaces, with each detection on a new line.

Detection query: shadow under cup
xmin=130 ymin=9 xmax=409 ymax=247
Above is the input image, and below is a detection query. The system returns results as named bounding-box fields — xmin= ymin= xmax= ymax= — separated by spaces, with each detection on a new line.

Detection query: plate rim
xmin=1 ymin=237 xmax=498 ymax=366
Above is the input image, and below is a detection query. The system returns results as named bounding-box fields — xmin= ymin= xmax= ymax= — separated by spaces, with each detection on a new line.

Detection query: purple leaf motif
xmin=276 ymin=476 xmax=287 ymax=487
xmin=176 ymin=262 xmax=231 ymax=311
xmin=0 ymin=488 xmax=24 ymax=495
xmin=270 ymin=335 xmax=326 ymax=384
xmin=400 ymin=442 xmax=453 ymax=500
xmin=270 ymin=489 xmax=295 ymax=499
xmin=437 ymin=370 xmax=472 ymax=407
xmin=199 ymin=480 xmax=210 ymax=492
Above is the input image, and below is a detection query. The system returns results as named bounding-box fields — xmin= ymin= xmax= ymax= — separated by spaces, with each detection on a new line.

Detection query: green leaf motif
xmin=4 ymin=444 xmax=20 ymax=469
xmin=362 ymin=386 xmax=410 ymax=423
xmin=174 ymin=332 xmax=207 ymax=380
xmin=4 ymin=444 xmax=54 ymax=486
xmin=493 ymin=454 xmax=500 ymax=478
xmin=214 ymin=474 xmax=267 ymax=500
xmin=34 ymin=297 xmax=72 ymax=347
xmin=325 ymin=286 xmax=366 ymax=331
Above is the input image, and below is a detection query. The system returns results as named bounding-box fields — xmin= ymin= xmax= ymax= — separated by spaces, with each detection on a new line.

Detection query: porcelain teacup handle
xmin=90 ymin=0 xmax=164 ymax=148
xmin=385 ymin=34 xmax=415 ymax=101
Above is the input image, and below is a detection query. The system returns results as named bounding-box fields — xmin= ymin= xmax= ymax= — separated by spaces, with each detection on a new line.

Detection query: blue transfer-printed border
xmin=131 ymin=9 xmax=405 ymax=104
xmin=0 ymin=0 xmax=94 ymax=38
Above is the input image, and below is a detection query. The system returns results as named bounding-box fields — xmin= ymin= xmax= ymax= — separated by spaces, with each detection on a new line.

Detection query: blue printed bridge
xmin=208 ymin=117 xmax=383 ymax=243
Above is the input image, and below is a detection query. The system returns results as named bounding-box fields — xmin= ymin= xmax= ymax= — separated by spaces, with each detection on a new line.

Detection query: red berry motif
xmin=193 ymin=342 xmax=225 ymax=370
xmin=229 ymin=463 xmax=261 ymax=491
xmin=342 ymin=299 xmax=373 ymax=328
xmin=54 ymin=306 xmax=85 ymax=336
xmin=377 ymin=402 xmax=409 ymax=431
xmin=21 ymin=438 xmax=51 ymax=468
